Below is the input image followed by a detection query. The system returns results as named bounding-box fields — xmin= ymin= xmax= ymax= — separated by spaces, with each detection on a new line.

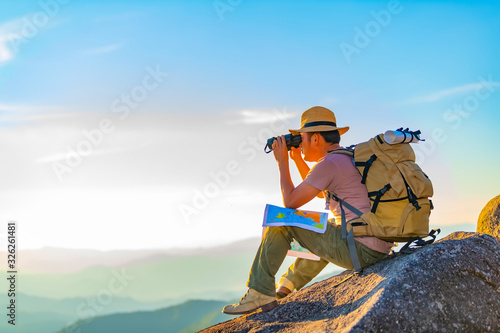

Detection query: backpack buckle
xmin=407 ymin=186 xmax=421 ymax=210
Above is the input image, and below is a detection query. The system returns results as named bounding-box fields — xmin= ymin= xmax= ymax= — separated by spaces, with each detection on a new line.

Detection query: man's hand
xmin=272 ymin=135 xmax=289 ymax=165
xmin=289 ymin=146 xmax=303 ymax=163
xmin=272 ymin=136 xmax=321 ymax=208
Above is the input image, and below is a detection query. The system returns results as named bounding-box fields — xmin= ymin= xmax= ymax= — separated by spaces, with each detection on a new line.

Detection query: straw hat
xmin=289 ymin=106 xmax=349 ymax=135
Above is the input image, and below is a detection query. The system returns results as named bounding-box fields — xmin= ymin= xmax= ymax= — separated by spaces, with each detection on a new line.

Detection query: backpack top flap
xmin=369 ymin=134 xmax=416 ymax=163
xmin=357 ymin=134 xmax=432 ymax=198
xmin=369 ymin=134 xmax=433 ymax=198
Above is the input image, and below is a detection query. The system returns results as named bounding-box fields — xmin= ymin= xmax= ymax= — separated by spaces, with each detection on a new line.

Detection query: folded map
xmin=262 ymin=204 xmax=328 ymax=261
xmin=262 ymin=204 xmax=328 ymax=233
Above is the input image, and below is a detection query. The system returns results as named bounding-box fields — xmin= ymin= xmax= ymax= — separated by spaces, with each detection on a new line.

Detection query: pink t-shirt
xmin=304 ymin=149 xmax=393 ymax=254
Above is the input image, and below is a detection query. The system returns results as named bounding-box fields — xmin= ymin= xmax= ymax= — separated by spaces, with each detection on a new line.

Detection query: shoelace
xmin=239 ymin=289 xmax=250 ymax=302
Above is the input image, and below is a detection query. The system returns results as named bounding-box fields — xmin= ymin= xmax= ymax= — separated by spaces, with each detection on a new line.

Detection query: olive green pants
xmin=247 ymin=223 xmax=388 ymax=297
xmin=281 ymin=257 xmax=330 ymax=291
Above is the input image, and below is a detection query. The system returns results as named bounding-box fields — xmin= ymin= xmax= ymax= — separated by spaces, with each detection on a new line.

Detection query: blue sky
xmin=1 ymin=0 xmax=499 ymax=250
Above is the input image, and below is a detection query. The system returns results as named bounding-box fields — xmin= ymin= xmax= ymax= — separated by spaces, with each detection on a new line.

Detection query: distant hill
xmin=16 ymin=292 xmax=179 ymax=316
xmin=0 ymin=237 xmax=264 ymax=304
xmin=14 ymin=252 xmax=256 ymax=302
xmin=0 ymin=310 xmax=69 ymax=333
xmin=0 ymin=293 xmax=182 ymax=333
xmin=56 ymin=300 xmax=232 ymax=333
xmin=0 ymin=237 xmax=262 ymax=274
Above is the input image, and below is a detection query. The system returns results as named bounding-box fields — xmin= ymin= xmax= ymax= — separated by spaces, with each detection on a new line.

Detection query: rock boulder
xmin=201 ymin=232 xmax=500 ymax=332
xmin=477 ymin=194 xmax=500 ymax=239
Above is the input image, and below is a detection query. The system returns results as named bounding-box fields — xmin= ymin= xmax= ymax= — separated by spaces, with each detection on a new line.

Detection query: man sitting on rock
xmin=222 ymin=106 xmax=394 ymax=315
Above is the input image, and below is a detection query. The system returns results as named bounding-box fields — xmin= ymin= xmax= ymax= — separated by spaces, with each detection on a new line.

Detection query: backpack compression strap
xmin=368 ymin=184 xmax=393 ymax=213
xmin=399 ymin=228 xmax=441 ymax=254
xmin=355 ymin=154 xmax=377 ymax=184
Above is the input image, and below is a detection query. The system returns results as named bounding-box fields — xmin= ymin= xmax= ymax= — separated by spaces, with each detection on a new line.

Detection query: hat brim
xmin=289 ymin=125 xmax=350 ymax=136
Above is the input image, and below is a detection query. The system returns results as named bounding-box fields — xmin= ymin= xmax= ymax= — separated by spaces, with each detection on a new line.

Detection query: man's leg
xmin=279 ymin=218 xmax=337 ymax=293
xmin=223 ymin=226 xmax=293 ymax=315
xmin=225 ymin=223 xmax=387 ymax=314
xmin=280 ymin=258 xmax=329 ymax=291
xmin=246 ymin=226 xmax=294 ymax=297
xmin=246 ymin=223 xmax=350 ymax=297
xmin=282 ymin=223 xmax=388 ymax=271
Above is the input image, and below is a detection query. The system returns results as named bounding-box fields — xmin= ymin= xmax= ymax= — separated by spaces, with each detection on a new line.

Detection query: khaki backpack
xmin=326 ymin=131 xmax=438 ymax=271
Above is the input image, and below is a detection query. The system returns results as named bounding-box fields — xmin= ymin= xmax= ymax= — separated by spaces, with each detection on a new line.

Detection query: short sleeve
xmin=303 ymin=158 xmax=337 ymax=191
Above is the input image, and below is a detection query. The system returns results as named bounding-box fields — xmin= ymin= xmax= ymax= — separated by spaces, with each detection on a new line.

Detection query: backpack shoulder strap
xmin=326 ymin=146 xmax=367 ymax=272
xmin=327 ymin=147 xmax=354 ymax=157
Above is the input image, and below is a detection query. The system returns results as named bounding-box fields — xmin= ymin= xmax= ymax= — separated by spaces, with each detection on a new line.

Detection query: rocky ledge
xmin=201 ymin=232 xmax=500 ymax=332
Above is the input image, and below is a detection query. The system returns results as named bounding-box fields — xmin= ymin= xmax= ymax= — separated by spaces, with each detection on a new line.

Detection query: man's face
xmin=300 ymin=132 xmax=315 ymax=162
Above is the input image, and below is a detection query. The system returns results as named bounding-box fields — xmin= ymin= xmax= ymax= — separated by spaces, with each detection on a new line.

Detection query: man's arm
xmin=290 ymin=147 xmax=325 ymax=199
xmin=290 ymin=147 xmax=310 ymax=180
xmin=273 ymin=136 xmax=321 ymax=209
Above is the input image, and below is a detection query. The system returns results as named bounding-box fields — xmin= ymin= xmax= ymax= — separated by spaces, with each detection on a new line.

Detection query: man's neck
xmin=319 ymin=143 xmax=341 ymax=158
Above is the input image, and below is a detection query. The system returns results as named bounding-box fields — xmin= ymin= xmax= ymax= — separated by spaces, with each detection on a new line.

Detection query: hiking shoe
xmin=276 ymin=286 xmax=292 ymax=299
xmin=276 ymin=277 xmax=295 ymax=299
xmin=222 ymin=288 xmax=278 ymax=315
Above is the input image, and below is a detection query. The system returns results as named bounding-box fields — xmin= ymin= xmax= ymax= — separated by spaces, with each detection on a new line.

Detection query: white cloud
xmin=35 ymin=143 xmax=151 ymax=164
xmin=0 ymin=17 xmax=26 ymax=63
xmin=0 ymin=111 xmax=280 ymax=188
xmin=401 ymin=81 xmax=500 ymax=104
xmin=0 ymin=103 xmax=77 ymax=124
xmin=0 ymin=110 xmax=483 ymax=250
xmin=84 ymin=43 xmax=124 ymax=55
xmin=227 ymin=108 xmax=298 ymax=125
xmin=0 ymin=38 xmax=13 ymax=62
xmin=0 ymin=12 xmax=66 ymax=64
xmin=0 ymin=103 xmax=70 ymax=113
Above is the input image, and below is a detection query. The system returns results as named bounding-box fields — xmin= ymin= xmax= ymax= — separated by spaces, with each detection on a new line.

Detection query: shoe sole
xmin=276 ymin=291 xmax=290 ymax=300
xmin=222 ymin=300 xmax=278 ymax=315
xmin=276 ymin=286 xmax=292 ymax=300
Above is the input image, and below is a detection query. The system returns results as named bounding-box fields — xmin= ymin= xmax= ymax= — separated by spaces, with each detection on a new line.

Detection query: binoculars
xmin=264 ymin=134 xmax=302 ymax=153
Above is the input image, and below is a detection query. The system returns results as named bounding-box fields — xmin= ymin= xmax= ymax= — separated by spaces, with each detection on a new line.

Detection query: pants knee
xmin=264 ymin=226 xmax=289 ymax=238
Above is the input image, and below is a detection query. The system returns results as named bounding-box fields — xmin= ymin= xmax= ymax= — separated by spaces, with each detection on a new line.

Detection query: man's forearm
xmin=278 ymin=160 xmax=295 ymax=207
xmin=293 ymin=159 xmax=324 ymax=199
xmin=294 ymin=159 xmax=310 ymax=180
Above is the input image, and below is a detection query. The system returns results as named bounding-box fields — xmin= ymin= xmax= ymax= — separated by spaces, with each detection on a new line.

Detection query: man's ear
xmin=311 ymin=133 xmax=320 ymax=145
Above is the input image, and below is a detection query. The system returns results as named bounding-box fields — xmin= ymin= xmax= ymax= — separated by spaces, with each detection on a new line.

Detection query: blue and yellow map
xmin=262 ymin=204 xmax=327 ymax=234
